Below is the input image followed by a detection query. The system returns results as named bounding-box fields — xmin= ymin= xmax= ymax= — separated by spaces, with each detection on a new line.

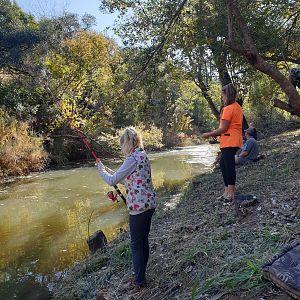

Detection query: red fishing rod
xmin=71 ymin=125 xmax=127 ymax=205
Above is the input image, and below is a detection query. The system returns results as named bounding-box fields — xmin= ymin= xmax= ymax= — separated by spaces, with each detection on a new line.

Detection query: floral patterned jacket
xmin=124 ymin=148 xmax=156 ymax=212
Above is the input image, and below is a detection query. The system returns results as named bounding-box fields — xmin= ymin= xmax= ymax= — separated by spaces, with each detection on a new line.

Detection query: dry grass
xmin=0 ymin=112 xmax=47 ymax=177
xmin=53 ymin=129 xmax=300 ymax=300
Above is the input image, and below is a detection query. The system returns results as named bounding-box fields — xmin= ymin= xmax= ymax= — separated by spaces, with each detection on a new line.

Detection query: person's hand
xmin=96 ymin=158 xmax=104 ymax=172
xmin=202 ymin=132 xmax=211 ymax=139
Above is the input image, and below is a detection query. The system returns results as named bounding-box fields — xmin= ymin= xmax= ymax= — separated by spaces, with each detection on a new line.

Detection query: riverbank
xmin=53 ymin=129 xmax=300 ymax=300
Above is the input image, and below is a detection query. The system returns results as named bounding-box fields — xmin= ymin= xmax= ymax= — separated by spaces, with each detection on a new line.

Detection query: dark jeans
xmin=129 ymin=209 xmax=155 ymax=286
xmin=220 ymin=147 xmax=239 ymax=186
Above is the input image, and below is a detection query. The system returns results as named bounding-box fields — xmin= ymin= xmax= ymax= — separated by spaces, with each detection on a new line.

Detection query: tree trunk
xmin=224 ymin=0 xmax=300 ymax=116
xmin=195 ymin=75 xmax=220 ymax=119
xmin=211 ymin=46 xmax=232 ymax=86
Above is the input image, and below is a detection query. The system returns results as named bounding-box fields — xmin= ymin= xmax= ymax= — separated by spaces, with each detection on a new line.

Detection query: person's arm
xmin=96 ymin=158 xmax=115 ymax=176
xmin=238 ymin=140 xmax=250 ymax=157
xmin=97 ymin=156 xmax=136 ymax=186
xmin=239 ymin=150 xmax=249 ymax=157
xmin=104 ymin=165 xmax=126 ymax=185
xmin=202 ymin=119 xmax=230 ymax=138
xmin=104 ymin=166 xmax=114 ymax=175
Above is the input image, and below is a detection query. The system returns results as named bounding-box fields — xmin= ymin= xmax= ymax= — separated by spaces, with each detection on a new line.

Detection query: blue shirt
xmin=242 ymin=137 xmax=258 ymax=160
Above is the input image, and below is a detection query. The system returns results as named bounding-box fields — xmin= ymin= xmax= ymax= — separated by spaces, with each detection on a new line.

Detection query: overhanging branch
xmin=274 ymin=98 xmax=300 ymax=116
xmin=224 ymin=0 xmax=300 ymax=116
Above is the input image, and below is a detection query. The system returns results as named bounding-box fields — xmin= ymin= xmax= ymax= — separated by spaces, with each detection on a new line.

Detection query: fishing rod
xmin=80 ymin=132 xmax=122 ymax=161
xmin=71 ymin=124 xmax=127 ymax=205
xmin=69 ymin=123 xmax=122 ymax=160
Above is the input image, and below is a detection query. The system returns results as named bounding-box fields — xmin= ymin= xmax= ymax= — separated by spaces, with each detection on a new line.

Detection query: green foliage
xmin=0 ymin=0 xmax=41 ymax=69
xmin=223 ymin=217 xmax=235 ymax=226
xmin=241 ymin=0 xmax=299 ymax=61
xmin=182 ymin=246 xmax=199 ymax=265
xmin=83 ymin=256 xmax=109 ymax=274
xmin=113 ymin=242 xmax=131 ymax=260
xmin=0 ymin=0 xmax=299 ymax=171
xmin=261 ymin=226 xmax=281 ymax=243
xmin=0 ymin=109 xmax=47 ymax=177
xmin=44 ymin=31 xmax=122 ymax=130
xmin=100 ymin=0 xmax=300 ymax=115
xmin=135 ymin=124 xmax=164 ymax=151
xmin=199 ymin=258 xmax=266 ymax=295
xmin=108 ymin=124 xmax=164 ymax=152
xmin=0 ymin=79 xmax=54 ymax=133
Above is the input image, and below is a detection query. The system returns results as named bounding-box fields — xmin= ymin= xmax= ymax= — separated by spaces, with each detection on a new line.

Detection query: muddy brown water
xmin=0 ymin=145 xmax=217 ymax=300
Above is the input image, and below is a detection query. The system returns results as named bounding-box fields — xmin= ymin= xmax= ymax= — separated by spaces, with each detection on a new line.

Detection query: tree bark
xmin=273 ymin=98 xmax=300 ymax=115
xmin=224 ymin=0 xmax=300 ymax=117
xmin=211 ymin=46 xmax=232 ymax=86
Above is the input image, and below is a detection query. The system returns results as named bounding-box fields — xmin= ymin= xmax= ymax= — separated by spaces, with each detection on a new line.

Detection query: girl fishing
xmin=96 ymin=127 xmax=156 ymax=290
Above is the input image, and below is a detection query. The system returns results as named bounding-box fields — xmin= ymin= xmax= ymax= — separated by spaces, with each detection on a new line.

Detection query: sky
xmin=15 ymin=0 xmax=119 ymax=39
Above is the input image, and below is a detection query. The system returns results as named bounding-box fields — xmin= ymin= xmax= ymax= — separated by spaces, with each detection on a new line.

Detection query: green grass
xmin=262 ymin=225 xmax=282 ymax=243
xmin=198 ymin=258 xmax=267 ymax=296
xmin=182 ymin=247 xmax=198 ymax=265
xmin=114 ymin=241 xmax=131 ymax=260
xmin=218 ymin=229 xmax=232 ymax=241
xmin=223 ymin=217 xmax=235 ymax=226
xmin=83 ymin=255 xmax=109 ymax=274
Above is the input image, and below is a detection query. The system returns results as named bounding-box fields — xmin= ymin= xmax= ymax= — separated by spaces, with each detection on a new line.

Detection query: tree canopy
xmin=100 ymin=0 xmax=300 ymax=115
xmin=0 ymin=0 xmax=299 ymax=170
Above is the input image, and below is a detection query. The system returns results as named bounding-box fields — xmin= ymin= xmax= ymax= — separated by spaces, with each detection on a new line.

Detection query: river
xmin=0 ymin=144 xmax=217 ymax=300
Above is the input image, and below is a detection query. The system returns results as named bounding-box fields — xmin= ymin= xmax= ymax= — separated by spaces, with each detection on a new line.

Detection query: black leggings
xmin=129 ymin=209 xmax=155 ymax=286
xmin=220 ymin=147 xmax=239 ymax=186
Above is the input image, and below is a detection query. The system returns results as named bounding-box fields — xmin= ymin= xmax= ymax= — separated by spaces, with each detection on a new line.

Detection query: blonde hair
xmin=120 ymin=127 xmax=143 ymax=156
xmin=222 ymin=83 xmax=237 ymax=105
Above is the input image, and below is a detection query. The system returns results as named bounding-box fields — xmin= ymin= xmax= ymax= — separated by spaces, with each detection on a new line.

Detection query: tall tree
xmin=44 ymin=31 xmax=123 ymax=131
xmin=224 ymin=0 xmax=300 ymax=116
xmin=0 ymin=0 xmax=42 ymax=73
xmin=100 ymin=0 xmax=300 ymax=117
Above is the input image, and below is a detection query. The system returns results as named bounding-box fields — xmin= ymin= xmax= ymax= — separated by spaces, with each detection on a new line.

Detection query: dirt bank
xmin=54 ymin=129 xmax=300 ymax=300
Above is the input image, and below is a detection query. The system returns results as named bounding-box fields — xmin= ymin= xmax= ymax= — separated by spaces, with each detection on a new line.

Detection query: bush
xmin=0 ymin=110 xmax=47 ymax=177
xmin=135 ymin=124 xmax=164 ymax=151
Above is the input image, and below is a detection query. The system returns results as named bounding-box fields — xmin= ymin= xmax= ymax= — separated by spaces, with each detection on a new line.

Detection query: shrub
xmin=114 ymin=124 xmax=164 ymax=152
xmin=135 ymin=124 xmax=164 ymax=151
xmin=0 ymin=109 xmax=47 ymax=177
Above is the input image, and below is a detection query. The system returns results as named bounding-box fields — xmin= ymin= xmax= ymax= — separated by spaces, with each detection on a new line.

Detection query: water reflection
xmin=0 ymin=144 xmax=217 ymax=299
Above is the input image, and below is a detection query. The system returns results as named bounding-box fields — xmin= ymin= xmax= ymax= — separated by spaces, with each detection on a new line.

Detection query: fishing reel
xmin=107 ymin=191 xmax=119 ymax=202
xmin=209 ymin=137 xmax=219 ymax=144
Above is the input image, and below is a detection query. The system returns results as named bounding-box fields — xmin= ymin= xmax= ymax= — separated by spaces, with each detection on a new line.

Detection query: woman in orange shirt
xmin=203 ymin=83 xmax=243 ymax=200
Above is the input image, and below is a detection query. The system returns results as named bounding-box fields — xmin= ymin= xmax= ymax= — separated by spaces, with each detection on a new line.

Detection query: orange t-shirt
xmin=219 ymin=102 xmax=243 ymax=149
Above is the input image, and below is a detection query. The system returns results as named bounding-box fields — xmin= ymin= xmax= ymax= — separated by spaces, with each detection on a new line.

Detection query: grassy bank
xmin=54 ymin=129 xmax=300 ymax=300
